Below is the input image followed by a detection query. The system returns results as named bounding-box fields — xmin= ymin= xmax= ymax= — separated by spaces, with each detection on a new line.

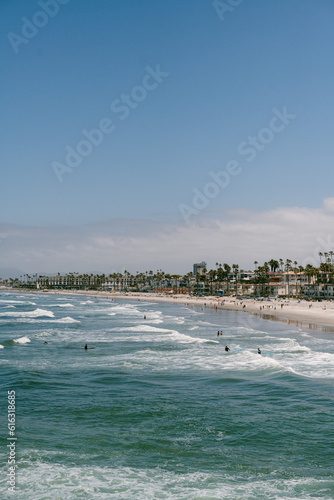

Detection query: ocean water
xmin=1 ymin=291 xmax=334 ymax=499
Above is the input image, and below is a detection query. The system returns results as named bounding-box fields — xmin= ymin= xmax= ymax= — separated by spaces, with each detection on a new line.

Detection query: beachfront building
xmin=36 ymin=274 xmax=106 ymax=290
xmin=101 ymin=273 xmax=136 ymax=292
xmin=193 ymin=261 xmax=207 ymax=276
xmin=266 ymin=272 xmax=286 ymax=296
xmin=36 ymin=275 xmax=50 ymax=289
xmin=303 ymin=284 xmax=334 ymax=300
xmin=9 ymin=262 xmax=334 ymax=299
xmin=280 ymin=271 xmax=309 ymax=297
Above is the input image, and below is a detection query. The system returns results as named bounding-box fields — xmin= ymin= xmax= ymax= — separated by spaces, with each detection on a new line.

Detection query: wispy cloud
xmin=1 ymin=199 xmax=334 ymax=274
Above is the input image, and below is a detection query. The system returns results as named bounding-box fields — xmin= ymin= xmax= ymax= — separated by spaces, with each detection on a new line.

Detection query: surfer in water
xmin=83 ymin=344 xmax=96 ymax=349
xmin=225 ymin=346 xmax=230 ymax=352
xmin=257 ymin=347 xmax=261 ymax=354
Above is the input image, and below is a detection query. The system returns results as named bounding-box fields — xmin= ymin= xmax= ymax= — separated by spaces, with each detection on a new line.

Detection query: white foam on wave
xmin=80 ymin=300 xmax=94 ymax=305
xmin=168 ymin=331 xmax=219 ymax=344
xmin=109 ymin=304 xmax=141 ymax=315
xmin=118 ymin=325 xmax=175 ymax=333
xmin=15 ymin=461 xmax=332 ymax=500
xmin=281 ymin=350 xmax=334 ymax=379
xmin=0 ymin=299 xmax=36 ymax=305
xmin=200 ymin=348 xmax=300 ymax=377
xmin=35 ymin=331 xmax=51 ymax=338
xmin=165 ymin=315 xmax=185 ymax=325
xmin=108 ymin=304 xmax=164 ymax=323
xmin=53 ymin=316 xmax=80 ymax=324
xmin=229 ymin=325 xmax=267 ymax=334
xmin=111 ymin=341 xmax=313 ymax=375
xmin=198 ymin=320 xmax=222 ymax=327
xmin=13 ymin=336 xmax=31 ymax=344
xmin=0 ymin=308 xmax=54 ymax=318
xmin=0 ymin=344 xmax=4 ymax=349
xmin=4 ymin=316 xmax=81 ymax=325
xmin=116 ymin=324 xmax=217 ymax=344
xmin=228 ymin=347 xmax=334 ymax=380
xmin=48 ymin=303 xmax=75 ymax=308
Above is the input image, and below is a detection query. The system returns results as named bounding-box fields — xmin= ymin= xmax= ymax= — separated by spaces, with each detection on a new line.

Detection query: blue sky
xmin=1 ymin=0 xmax=334 ymax=274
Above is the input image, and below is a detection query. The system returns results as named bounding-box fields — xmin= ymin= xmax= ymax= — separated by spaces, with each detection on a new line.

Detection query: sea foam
xmin=13 ymin=336 xmax=31 ymax=344
xmin=0 ymin=308 xmax=54 ymax=318
xmin=0 ymin=299 xmax=36 ymax=305
xmin=53 ymin=316 xmax=80 ymax=324
xmin=14 ymin=462 xmax=332 ymax=500
xmin=116 ymin=324 xmax=218 ymax=344
xmin=48 ymin=303 xmax=75 ymax=308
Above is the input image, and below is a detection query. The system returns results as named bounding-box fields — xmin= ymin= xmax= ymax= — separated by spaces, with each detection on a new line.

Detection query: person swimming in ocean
xmin=84 ymin=344 xmax=88 ymax=350
xmin=225 ymin=346 xmax=230 ymax=352
xmin=257 ymin=348 xmax=261 ymax=354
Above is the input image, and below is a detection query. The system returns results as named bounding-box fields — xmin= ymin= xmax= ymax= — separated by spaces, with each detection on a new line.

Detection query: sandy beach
xmin=3 ymin=287 xmax=334 ymax=330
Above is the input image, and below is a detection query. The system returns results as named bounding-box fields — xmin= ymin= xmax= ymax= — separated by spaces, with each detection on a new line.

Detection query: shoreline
xmin=2 ymin=287 xmax=334 ymax=331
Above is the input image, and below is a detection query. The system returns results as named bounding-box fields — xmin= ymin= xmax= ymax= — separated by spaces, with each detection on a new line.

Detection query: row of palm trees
xmin=3 ymin=252 xmax=334 ymax=296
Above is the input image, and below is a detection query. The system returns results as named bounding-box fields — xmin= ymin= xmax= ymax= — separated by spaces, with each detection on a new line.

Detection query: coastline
xmin=2 ymin=286 xmax=334 ymax=331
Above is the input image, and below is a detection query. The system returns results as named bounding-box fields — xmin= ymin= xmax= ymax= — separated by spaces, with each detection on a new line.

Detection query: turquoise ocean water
xmin=1 ymin=291 xmax=334 ymax=499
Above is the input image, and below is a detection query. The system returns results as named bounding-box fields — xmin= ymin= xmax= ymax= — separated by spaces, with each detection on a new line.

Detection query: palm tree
xmin=329 ymin=251 xmax=334 ymax=267
xmin=285 ymin=259 xmax=292 ymax=297
xmin=319 ymin=252 xmax=323 ymax=265
xmin=216 ymin=264 xmax=224 ymax=292
xmin=293 ymin=260 xmax=298 ymax=296
xmin=223 ymin=263 xmax=231 ymax=295
xmin=254 ymin=265 xmax=269 ymax=296
xmin=232 ymin=264 xmax=239 ymax=296
xmin=297 ymin=265 xmax=304 ymax=297
xmin=198 ymin=268 xmax=208 ymax=295
xmin=208 ymin=269 xmax=216 ymax=295
xmin=171 ymin=274 xmax=181 ymax=293
xmin=239 ymin=269 xmax=245 ymax=296
xmin=268 ymin=259 xmax=279 ymax=272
